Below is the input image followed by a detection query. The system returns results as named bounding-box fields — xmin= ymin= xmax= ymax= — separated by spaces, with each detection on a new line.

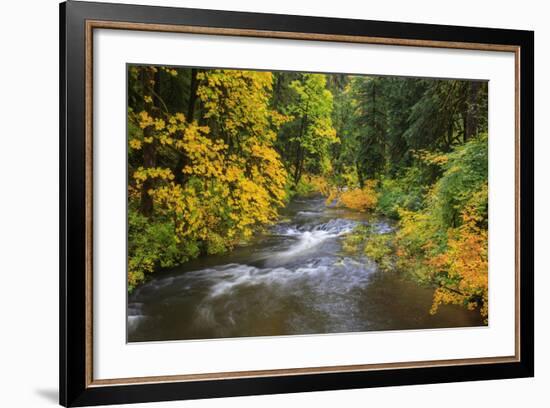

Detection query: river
xmin=128 ymin=195 xmax=483 ymax=342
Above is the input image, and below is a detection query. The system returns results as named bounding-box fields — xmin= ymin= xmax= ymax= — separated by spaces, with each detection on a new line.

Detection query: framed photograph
xmin=60 ymin=1 xmax=534 ymax=406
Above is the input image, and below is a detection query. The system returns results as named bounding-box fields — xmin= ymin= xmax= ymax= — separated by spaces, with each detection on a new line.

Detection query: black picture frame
xmin=60 ymin=1 xmax=534 ymax=406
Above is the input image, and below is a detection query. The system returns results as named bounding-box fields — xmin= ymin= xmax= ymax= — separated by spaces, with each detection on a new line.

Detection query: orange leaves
xmin=299 ymin=176 xmax=378 ymax=213
xmin=321 ymin=180 xmax=379 ymax=212
xmin=396 ymin=187 xmax=489 ymax=321
xmin=338 ymin=183 xmax=378 ymax=212
xmin=427 ymin=181 xmax=489 ymax=320
xmin=429 ymin=220 xmax=488 ymax=321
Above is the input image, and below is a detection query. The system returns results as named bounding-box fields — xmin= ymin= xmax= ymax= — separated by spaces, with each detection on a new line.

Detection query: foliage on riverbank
xmin=127 ymin=68 xmax=289 ymax=290
xmin=339 ymin=135 xmax=489 ymax=321
xmin=330 ymin=182 xmax=379 ymax=212
xmin=343 ymin=225 xmax=395 ymax=272
xmin=395 ymin=136 xmax=489 ymax=321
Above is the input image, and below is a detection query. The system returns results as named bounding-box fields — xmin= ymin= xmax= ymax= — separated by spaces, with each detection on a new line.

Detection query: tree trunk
xmin=293 ymin=113 xmax=308 ymax=185
xmin=140 ymin=138 xmax=156 ymax=217
xmin=186 ymin=68 xmax=199 ymax=123
xmin=139 ymin=67 xmax=157 ymax=217
xmin=356 ymin=162 xmax=364 ymax=188
xmin=293 ymin=145 xmax=303 ymax=185
xmin=174 ymin=70 xmax=198 ymax=185
xmin=464 ymin=81 xmax=481 ymax=142
xmin=445 ymin=120 xmax=454 ymax=151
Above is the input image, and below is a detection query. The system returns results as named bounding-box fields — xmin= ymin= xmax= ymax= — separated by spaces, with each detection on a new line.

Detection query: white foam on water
xmin=127 ymin=315 xmax=146 ymax=331
xmin=276 ymin=218 xmax=358 ymax=258
xmin=195 ymin=255 xmax=375 ymax=298
xmin=279 ymin=230 xmax=331 ymax=257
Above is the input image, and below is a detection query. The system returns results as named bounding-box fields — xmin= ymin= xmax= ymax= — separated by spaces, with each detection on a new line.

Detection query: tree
xmin=353 ymin=77 xmax=388 ymax=184
xmin=285 ymin=73 xmax=338 ymax=185
xmin=405 ymin=79 xmax=487 ymax=152
xmin=195 ymin=69 xmax=289 ymax=230
xmin=327 ymin=77 xmax=358 ymax=185
xmin=127 ymin=68 xmax=290 ymax=288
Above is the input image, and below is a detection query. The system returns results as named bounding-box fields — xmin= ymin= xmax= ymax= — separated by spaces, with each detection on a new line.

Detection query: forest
xmin=127 ymin=65 xmax=489 ymax=323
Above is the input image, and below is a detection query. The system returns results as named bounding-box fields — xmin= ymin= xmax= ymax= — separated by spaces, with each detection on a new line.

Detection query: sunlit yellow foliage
xmin=337 ymin=181 xmax=378 ymax=212
xmin=298 ymin=175 xmax=378 ymax=213
xmin=128 ymin=69 xmax=290 ymax=287
xmin=413 ymin=149 xmax=449 ymax=166
xmin=390 ymin=135 xmax=489 ymax=320
xmin=364 ymin=233 xmax=394 ymax=271
xmin=129 ymin=139 xmax=142 ymax=150
xmin=196 ymin=70 xmax=287 ymax=145
xmin=133 ymin=167 xmax=174 ymax=183
xmin=339 ymin=166 xmax=360 ymax=188
xmin=137 ymin=110 xmax=154 ymax=129
xmin=308 ymin=175 xmax=331 ymax=196
xmin=154 ymin=118 xmax=166 ymax=131
xmin=395 ymin=209 xmax=436 ymax=258
xmin=195 ymin=69 xmax=289 ymax=221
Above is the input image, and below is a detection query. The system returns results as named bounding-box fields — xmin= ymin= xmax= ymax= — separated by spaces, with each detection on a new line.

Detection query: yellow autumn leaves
xmin=128 ymin=70 xmax=288 ymax=286
xmin=333 ymin=182 xmax=378 ymax=212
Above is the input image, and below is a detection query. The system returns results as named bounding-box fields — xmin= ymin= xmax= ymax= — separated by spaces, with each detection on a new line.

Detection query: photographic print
xmin=126 ymin=65 xmax=488 ymax=342
xmin=60 ymin=4 xmax=533 ymax=404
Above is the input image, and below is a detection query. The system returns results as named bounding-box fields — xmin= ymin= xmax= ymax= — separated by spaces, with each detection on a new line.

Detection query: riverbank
xmin=128 ymin=194 xmax=483 ymax=342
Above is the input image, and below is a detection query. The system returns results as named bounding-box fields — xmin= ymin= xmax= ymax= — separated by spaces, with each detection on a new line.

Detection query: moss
xmin=364 ymin=233 xmax=394 ymax=271
xmin=342 ymin=224 xmax=395 ymax=272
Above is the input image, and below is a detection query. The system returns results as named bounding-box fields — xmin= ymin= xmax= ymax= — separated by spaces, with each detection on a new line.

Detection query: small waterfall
xmin=273 ymin=218 xmax=359 ymax=259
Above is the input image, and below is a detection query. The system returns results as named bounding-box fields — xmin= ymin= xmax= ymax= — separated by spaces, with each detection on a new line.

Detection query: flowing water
xmin=128 ymin=195 xmax=484 ymax=342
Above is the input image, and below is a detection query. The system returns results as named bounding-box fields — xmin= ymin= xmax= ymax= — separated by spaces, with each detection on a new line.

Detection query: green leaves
xmin=429 ymin=134 xmax=488 ymax=229
xmin=127 ymin=209 xmax=194 ymax=292
xmin=285 ymin=74 xmax=338 ymax=183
